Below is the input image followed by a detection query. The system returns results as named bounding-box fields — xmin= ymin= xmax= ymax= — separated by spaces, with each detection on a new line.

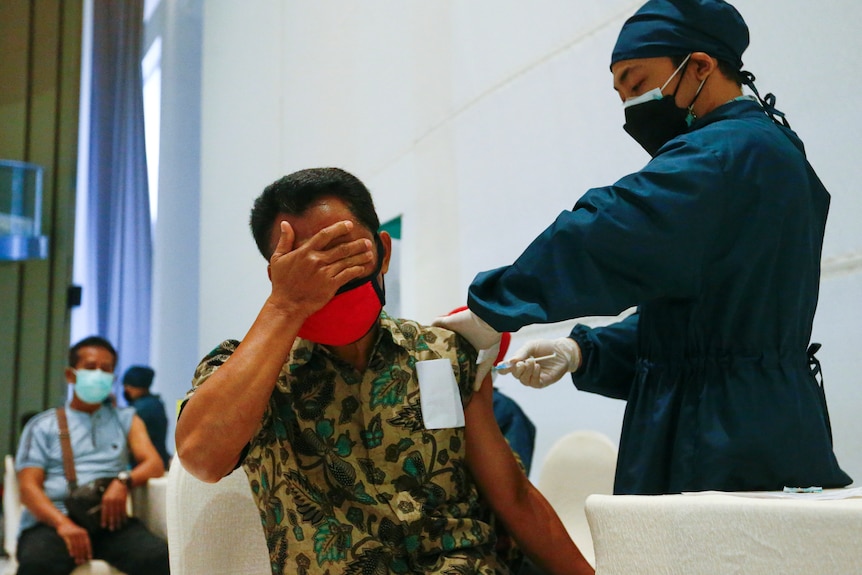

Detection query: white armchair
xmin=3 ymin=455 xmax=22 ymax=575
xmin=165 ymin=456 xmax=270 ymax=575
xmin=6 ymin=455 xmax=126 ymax=575
xmin=536 ymin=430 xmax=618 ymax=567
xmin=4 ymin=454 xmax=165 ymax=575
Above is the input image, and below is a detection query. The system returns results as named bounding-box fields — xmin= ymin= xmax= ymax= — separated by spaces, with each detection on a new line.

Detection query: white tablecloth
xmin=586 ymin=490 xmax=862 ymax=574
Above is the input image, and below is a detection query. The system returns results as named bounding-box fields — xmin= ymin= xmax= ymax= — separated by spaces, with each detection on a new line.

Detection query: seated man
xmin=176 ymin=167 xmax=593 ymax=575
xmin=15 ymin=336 xmax=170 ymax=575
xmin=122 ymin=365 xmax=172 ymax=469
xmin=492 ymin=386 xmax=537 ymax=476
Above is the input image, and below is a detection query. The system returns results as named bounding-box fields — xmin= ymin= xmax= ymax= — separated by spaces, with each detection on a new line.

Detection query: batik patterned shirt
xmin=189 ymin=313 xmax=509 ymax=575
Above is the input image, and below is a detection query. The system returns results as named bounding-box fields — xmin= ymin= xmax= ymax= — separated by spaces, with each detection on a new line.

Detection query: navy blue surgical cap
xmin=611 ymin=0 xmax=749 ymax=70
xmin=123 ymin=365 xmax=155 ymax=388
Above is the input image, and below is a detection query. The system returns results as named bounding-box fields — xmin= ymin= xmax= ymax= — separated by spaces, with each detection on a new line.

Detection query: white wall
xmin=148 ymin=0 xmax=203 ymax=454
xmin=170 ymin=0 xmax=862 ymax=483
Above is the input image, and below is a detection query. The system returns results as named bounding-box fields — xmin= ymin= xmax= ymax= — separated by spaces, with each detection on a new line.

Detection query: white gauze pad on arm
xmin=416 ymin=358 xmax=465 ymax=429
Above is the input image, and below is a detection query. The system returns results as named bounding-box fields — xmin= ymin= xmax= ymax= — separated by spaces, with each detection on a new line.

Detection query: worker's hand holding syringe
xmin=493 ymin=337 xmax=582 ymax=389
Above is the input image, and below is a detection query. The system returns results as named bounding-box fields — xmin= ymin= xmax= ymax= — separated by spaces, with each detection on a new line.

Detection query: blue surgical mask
xmin=74 ymin=369 xmax=115 ymax=404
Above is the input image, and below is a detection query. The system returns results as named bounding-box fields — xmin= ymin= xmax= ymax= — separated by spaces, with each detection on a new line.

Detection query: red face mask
xmin=297 ymin=236 xmax=386 ymax=346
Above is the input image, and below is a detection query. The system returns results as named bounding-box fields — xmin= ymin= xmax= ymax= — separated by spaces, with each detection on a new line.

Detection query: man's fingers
xmin=79 ymin=537 xmax=92 ymax=563
xmin=271 ymin=221 xmax=296 ymax=260
xmin=306 ymin=220 xmax=355 ymax=251
xmin=59 ymin=523 xmax=92 ymax=563
xmin=321 ymin=237 xmax=374 ymax=267
xmin=69 ymin=534 xmax=92 ymax=563
xmin=62 ymin=536 xmax=75 ymax=560
xmin=318 ymin=239 xmax=376 ymax=290
xmin=279 ymin=220 xmax=374 ymax=279
xmin=305 ymin=217 xmax=375 ymax=267
xmin=102 ymin=499 xmax=116 ymax=528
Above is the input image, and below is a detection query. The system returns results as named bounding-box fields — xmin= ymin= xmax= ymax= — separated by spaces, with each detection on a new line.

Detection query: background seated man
xmin=176 ymin=167 xmax=593 ymax=575
xmin=492 ymin=386 xmax=537 ymax=475
xmin=15 ymin=336 xmax=170 ymax=575
xmin=122 ymin=366 xmax=172 ymax=469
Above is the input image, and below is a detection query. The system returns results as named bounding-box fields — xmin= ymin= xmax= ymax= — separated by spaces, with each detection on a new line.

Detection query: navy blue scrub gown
xmin=468 ymin=99 xmax=851 ymax=494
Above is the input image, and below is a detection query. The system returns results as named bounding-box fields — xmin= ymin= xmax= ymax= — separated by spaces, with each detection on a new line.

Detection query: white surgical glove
xmin=496 ymin=337 xmax=581 ymax=389
xmin=432 ymin=308 xmax=502 ymax=390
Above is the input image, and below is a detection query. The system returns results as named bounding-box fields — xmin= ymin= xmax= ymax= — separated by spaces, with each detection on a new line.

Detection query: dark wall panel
xmin=0 ymin=1 xmax=29 ymax=159
xmin=0 ymin=270 xmax=23 ymax=455
xmin=48 ymin=0 xmax=83 ymax=407
xmin=0 ymin=0 xmax=81 ymax=458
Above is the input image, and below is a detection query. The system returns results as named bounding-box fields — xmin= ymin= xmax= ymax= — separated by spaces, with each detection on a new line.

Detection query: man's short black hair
xmin=69 ymin=336 xmax=117 ymax=368
xmin=250 ymin=167 xmax=381 ymax=260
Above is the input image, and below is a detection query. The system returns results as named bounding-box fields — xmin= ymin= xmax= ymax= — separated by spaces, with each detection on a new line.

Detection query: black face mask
xmin=622 ymin=56 xmax=696 ymax=157
xmin=623 ymin=95 xmax=690 ymax=157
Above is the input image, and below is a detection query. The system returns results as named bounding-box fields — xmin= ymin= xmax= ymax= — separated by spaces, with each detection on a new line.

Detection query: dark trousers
xmin=16 ymin=518 xmax=169 ymax=575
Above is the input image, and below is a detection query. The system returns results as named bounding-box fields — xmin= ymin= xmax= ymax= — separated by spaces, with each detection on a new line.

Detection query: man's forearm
xmin=501 ymin=485 xmax=594 ymax=575
xmin=128 ymin=418 xmax=168 ymax=483
xmin=473 ymin=450 xmax=594 ymax=574
xmin=19 ymin=481 xmax=74 ymax=530
xmin=463 ymin=381 xmax=594 ymax=574
xmin=129 ymin=458 xmax=164 ymax=485
xmin=175 ymin=298 xmax=302 ymax=481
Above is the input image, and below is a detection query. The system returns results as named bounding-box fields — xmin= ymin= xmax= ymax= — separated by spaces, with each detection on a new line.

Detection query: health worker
xmin=435 ymin=0 xmax=852 ymax=495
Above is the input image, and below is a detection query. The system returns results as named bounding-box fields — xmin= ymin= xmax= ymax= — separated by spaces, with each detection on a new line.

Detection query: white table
xmin=586 ymin=490 xmax=862 ymax=574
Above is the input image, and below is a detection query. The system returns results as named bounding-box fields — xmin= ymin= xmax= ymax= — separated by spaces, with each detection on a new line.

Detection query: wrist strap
xmin=56 ymin=407 xmax=78 ymax=490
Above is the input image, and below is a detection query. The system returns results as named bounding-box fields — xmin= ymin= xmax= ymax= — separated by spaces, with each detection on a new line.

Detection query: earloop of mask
xmin=666 ymin=53 xmax=693 ymax=96
xmin=373 ymin=274 xmax=386 ymax=307
xmin=685 ymin=76 xmax=710 ymax=126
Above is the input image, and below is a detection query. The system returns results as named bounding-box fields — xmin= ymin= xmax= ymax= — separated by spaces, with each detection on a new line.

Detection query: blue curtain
xmin=84 ymin=0 xmax=152 ymax=372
